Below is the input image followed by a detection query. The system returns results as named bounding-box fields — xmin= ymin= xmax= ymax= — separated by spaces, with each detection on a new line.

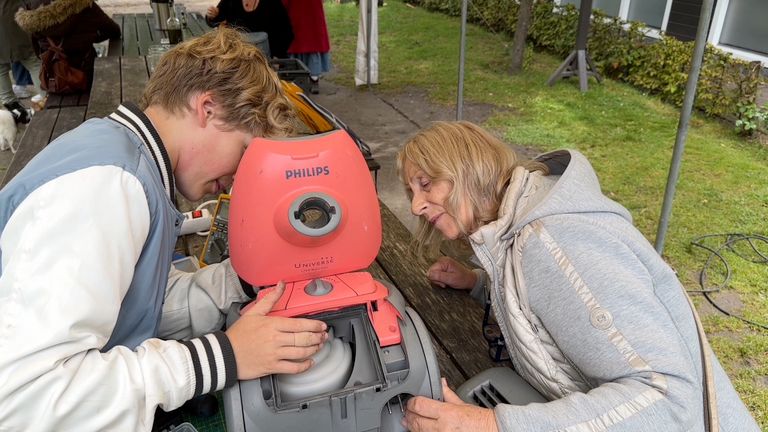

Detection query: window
xmin=556 ymin=0 xmax=768 ymax=65
xmin=627 ymin=0 xmax=666 ymax=28
xmin=556 ymin=0 xmax=670 ymax=28
xmin=718 ymin=0 xmax=768 ymax=56
xmin=594 ymin=0 xmax=621 ymax=17
xmin=560 ymin=0 xmax=621 ymax=16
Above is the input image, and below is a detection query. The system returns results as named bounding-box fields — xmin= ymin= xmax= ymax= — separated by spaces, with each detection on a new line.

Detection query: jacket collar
xmin=470 ymin=166 xmax=531 ymax=247
xmin=108 ymin=102 xmax=176 ymax=203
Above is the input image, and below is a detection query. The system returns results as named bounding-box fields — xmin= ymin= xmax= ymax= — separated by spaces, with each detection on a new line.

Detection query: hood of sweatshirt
xmin=519 ymin=149 xmax=631 ymax=227
xmin=472 ymin=149 xmax=632 ymax=246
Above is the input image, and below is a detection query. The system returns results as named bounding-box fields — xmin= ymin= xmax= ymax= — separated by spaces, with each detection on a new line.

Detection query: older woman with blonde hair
xmin=398 ymin=121 xmax=758 ymax=432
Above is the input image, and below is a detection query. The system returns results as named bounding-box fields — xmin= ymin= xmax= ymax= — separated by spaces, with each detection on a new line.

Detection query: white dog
xmin=0 ymin=109 xmax=17 ymax=152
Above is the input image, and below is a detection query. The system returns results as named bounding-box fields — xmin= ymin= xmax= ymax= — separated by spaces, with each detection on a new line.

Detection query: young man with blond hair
xmin=0 ymin=27 xmax=328 ymax=430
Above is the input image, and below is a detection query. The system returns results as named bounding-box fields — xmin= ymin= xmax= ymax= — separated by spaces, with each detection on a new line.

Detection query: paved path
xmin=313 ymin=71 xmax=537 ymax=232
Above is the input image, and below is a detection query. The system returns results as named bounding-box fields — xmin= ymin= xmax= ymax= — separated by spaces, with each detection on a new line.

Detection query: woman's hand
xmin=404 ymin=378 xmax=498 ymax=432
xmin=206 ymin=6 xmax=219 ymax=19
xmin=427 ymin=256 xmax=477 ymax=290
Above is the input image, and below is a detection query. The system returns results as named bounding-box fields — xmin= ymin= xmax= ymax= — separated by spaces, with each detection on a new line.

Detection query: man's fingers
xmin=280 ymin=344 xmax=323 ymax=360
xmin=278 ymin=330 xmax=328 ymax=347
xmin=273 ymin=358 xmax=314 ymax=375
xmin=242 ymin=282 xmax=285 ymax=316
xmin=272 ymin=316 xmax=328 ymax=333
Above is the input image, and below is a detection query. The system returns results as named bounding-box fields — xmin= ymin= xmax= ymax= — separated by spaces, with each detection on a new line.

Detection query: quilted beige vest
xmin=469 ymin=167 xmax=592 ymax=400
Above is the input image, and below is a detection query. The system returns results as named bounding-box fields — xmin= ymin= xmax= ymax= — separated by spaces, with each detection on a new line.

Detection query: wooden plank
xmin=44 ymin=94 xmax=64 ymax=109
xmin=375 ymin=201 xmax=503 ymax=384
xmin=181 ymin=22 xmax=195 ymax=41
xmin=59 ymin=93 xmax=81 ymax=107
xmin=176 ymin=6 xmax=193 ymax=40
xmin=108 ymin=37 xmax=123 ymax=57
xmin=108 ymin=14 xmax=124 ymax=56
xmin=51 ymin=106 xmax=87 ymax=141
xmin=186 ymin=12 xmax=209 ymax=37
xmin=42 ymin=92 xmax=87 ymax=109
xmin=122 ymin=14 xmax=140 ymax=57
xmin=146 ymin=12 xmax=166 ymax=44
xmin=0 ymin=108 xmax=59 ymax=188
xmin=136 ymin=13 xmax=154 ymax=56
xmin=121 ymin=56 xmax=149 ymax=104
xmin=87 ymin=56 xmax=121 ymax=119
xmin=78 ymin=89 xmax=91 ymax=107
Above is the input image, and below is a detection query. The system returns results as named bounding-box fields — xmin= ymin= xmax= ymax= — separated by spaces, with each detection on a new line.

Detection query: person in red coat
xmin=283 ymin=0 xmax=331 ymax=94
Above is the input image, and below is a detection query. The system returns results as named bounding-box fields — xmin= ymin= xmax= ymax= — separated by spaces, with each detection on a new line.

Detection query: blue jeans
xmin=1 ymin=54 xmax=42 ymax=104
xmin=12 ymin=62 xmax=33 ymax=86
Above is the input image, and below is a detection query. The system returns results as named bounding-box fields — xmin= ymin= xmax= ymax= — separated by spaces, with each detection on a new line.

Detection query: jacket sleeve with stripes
xmin=0 ymin=166 xmax=250 ymax=431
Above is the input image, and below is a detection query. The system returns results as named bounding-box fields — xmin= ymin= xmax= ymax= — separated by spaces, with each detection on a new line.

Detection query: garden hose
xmin=689 ymin=233 xmax=768 ymax=330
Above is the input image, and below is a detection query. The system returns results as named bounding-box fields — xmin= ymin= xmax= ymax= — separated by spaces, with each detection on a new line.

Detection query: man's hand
xmin=427 ymin=257 xmax=477 ymax=290
xmin=225 ymin=282 xmax=328 ymax=380
xmin=404 ymin=378 xmax=498 ymax=432
xmin=206 ymin=6 xmax=219 ymax=19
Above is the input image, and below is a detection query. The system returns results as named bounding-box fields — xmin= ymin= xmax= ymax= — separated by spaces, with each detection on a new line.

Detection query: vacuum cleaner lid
xmin=229 ymin=130 xmax=381 ymax=286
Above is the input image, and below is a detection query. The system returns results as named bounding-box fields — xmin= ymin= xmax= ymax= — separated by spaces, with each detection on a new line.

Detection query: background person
xmin=397 ymin=121 xmax=760 ymax=432
xmin=1 ymin=0 xmax=42 ymax=124
xmin=11 ymin=61 xmax=35 ymax=98
xmin=205 ymin=0 xmax=293 ymax=59
xmin=0 ymin=28 xmax=327 ymax=431
xmin=15 ymin=0 xmax=121 ymax=88
xmin=283 ymin=0 xmax=332 ymax=94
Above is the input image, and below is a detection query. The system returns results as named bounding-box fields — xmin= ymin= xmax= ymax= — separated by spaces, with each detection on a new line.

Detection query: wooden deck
xmin=0 ymin=14 xmax=507 ymax=430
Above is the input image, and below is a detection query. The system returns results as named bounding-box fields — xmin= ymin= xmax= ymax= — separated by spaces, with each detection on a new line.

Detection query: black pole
xmin=654 ymin=0 xmax=716 ymax=254
xmin=575 ymin=0 xmax=590 ymax=49
xmin=547 ymin=0 xmax=602 ymax=92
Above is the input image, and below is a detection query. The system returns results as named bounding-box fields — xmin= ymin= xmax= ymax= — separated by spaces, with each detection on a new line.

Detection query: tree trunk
xmin=510 ymin=0 xmax=534 ymax=74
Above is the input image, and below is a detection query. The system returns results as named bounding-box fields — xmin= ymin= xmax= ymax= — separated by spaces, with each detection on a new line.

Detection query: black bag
xmin=39 ymin=38 xmax=88 ymax=94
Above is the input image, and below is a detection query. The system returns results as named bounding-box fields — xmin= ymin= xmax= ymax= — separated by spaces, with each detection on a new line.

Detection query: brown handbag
xmin=39 ymin=38 xmax=88 ymax=94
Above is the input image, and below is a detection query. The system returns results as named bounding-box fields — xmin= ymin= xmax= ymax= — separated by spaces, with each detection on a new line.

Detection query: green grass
xmin=324 ymin=0 xmax=768 ymax=427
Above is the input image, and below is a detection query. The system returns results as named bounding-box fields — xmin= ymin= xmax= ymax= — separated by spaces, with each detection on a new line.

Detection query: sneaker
xmin=309 ymin=77 xmax=319 ymax=95
xmin=3 ymin=101 xmax=32 ymax=124
xmin=12 ymin=85 xmax=34 ymax=99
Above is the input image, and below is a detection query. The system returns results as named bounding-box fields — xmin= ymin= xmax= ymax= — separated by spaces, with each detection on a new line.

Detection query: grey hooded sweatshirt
xmin=468 ymin=150 xmax=759 ymax=431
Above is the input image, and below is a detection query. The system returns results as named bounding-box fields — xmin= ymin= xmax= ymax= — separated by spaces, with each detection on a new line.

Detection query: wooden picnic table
xmin=0 ymin=13 xmax=507 ymax=430
xmin=110 ymin=11 xmax=212 ymax=57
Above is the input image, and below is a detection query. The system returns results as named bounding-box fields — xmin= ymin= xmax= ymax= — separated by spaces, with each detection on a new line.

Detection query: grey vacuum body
xmin=223 ymin=283 xmax=442 ymax=432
